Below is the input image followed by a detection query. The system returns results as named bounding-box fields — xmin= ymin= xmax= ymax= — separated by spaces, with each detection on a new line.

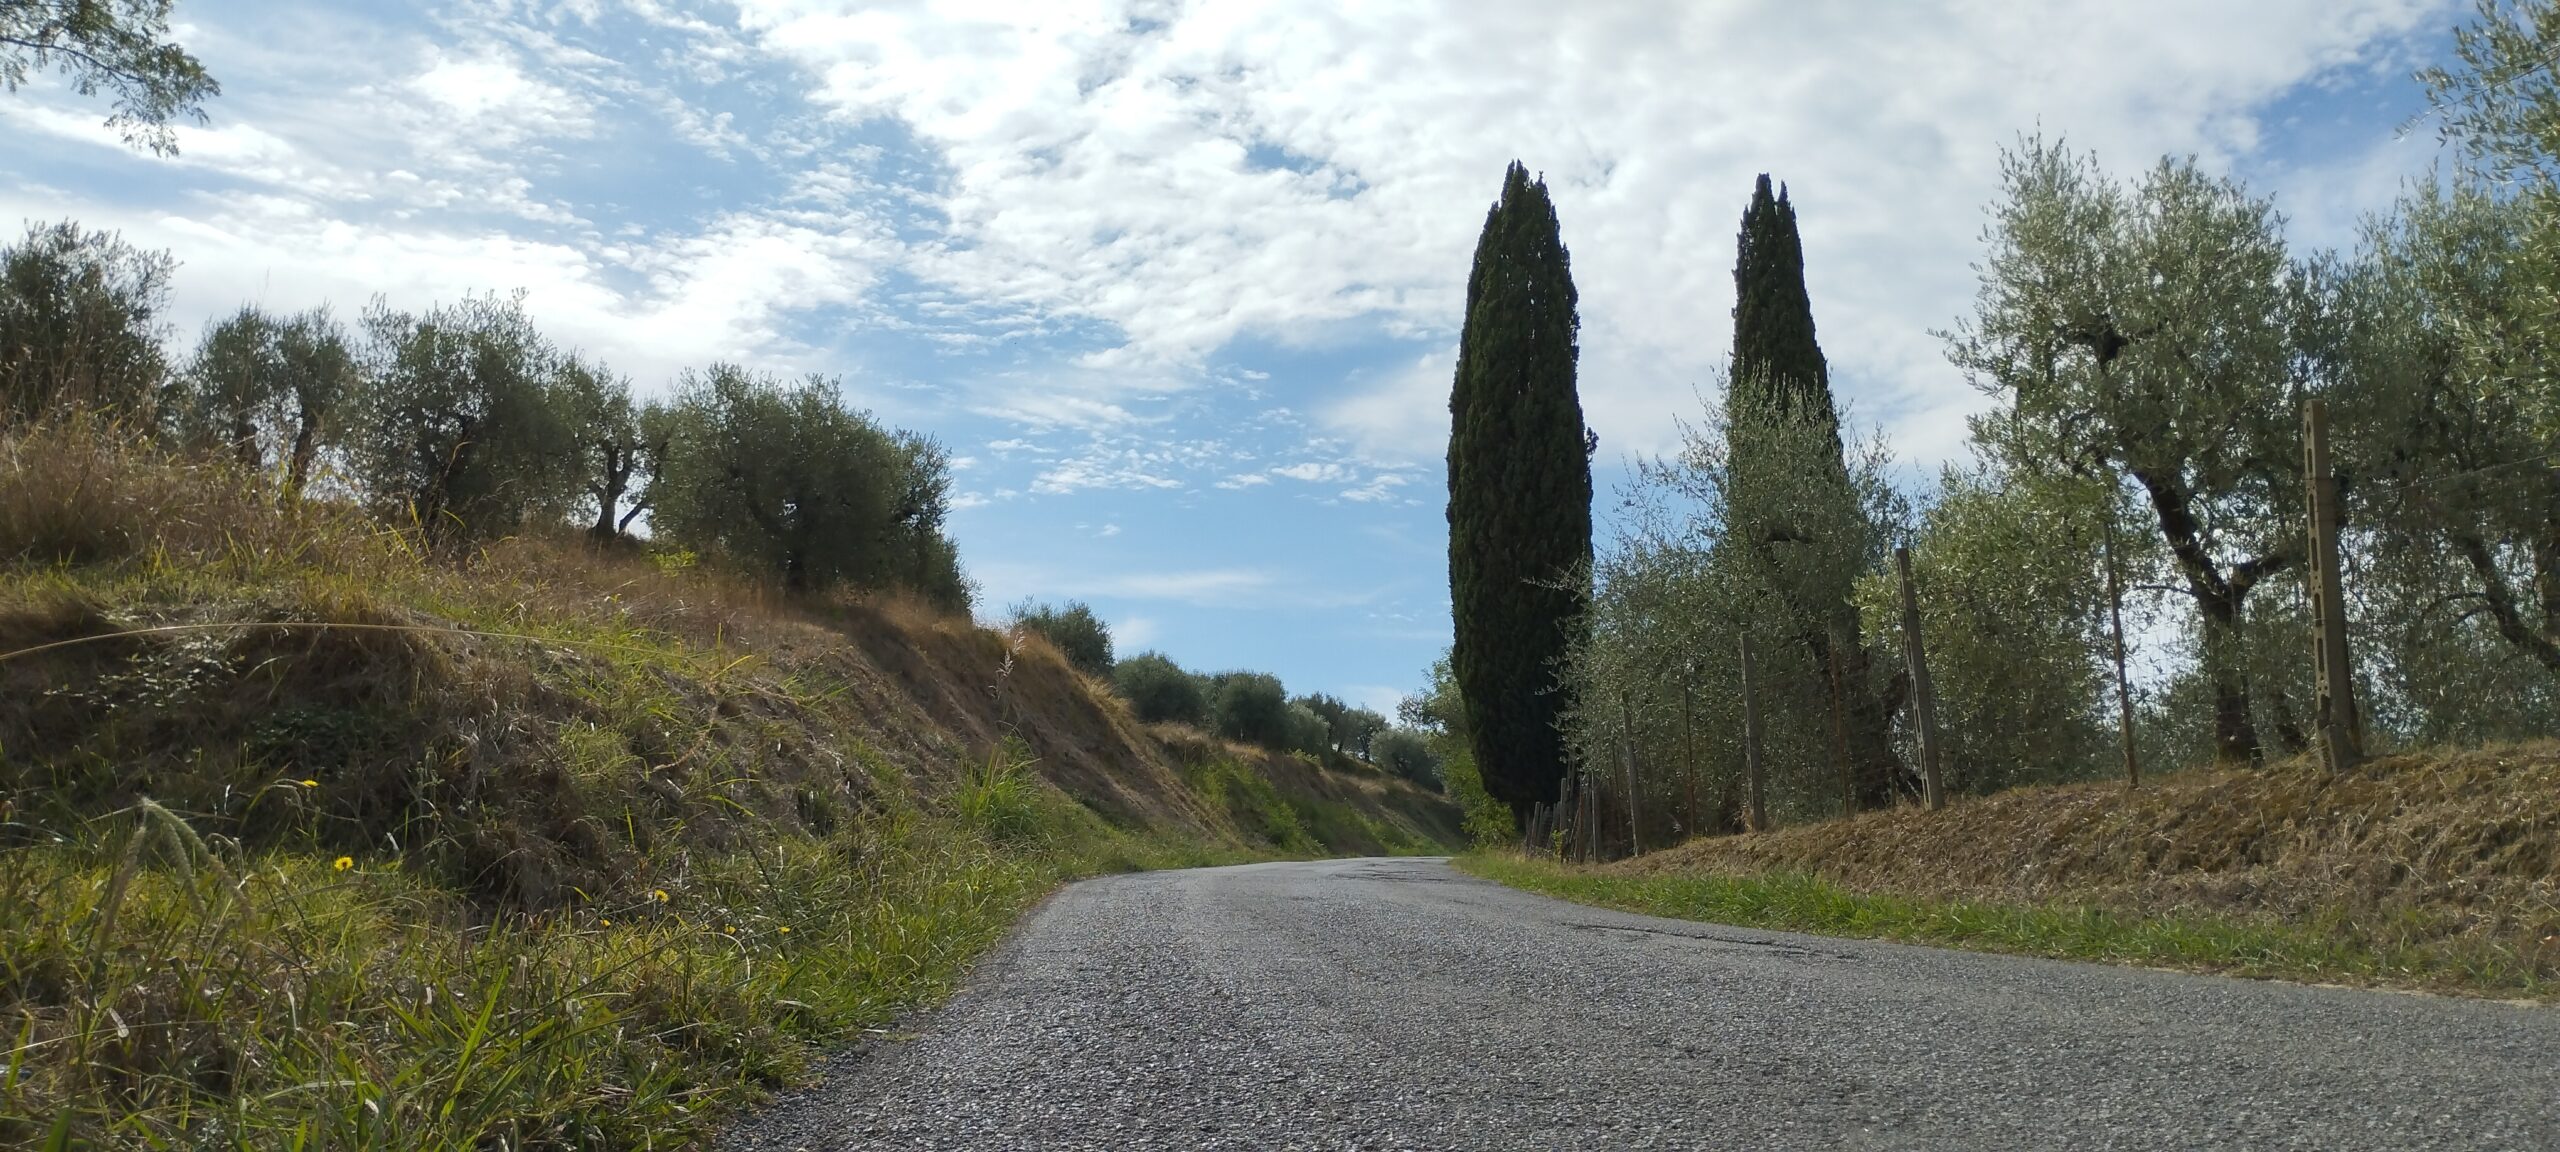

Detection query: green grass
xmin=0 ymin=429 xmax=1455 ymax=1147
xmin=1459 ymin=853 xmax=2554 ymax=998
xmin=2 ymin=774 xmax=1253 ymax=1150
xmin=0 ymin=567 xmax=1255 ymax=1148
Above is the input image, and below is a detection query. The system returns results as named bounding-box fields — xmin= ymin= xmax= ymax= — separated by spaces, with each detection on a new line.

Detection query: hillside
xmin=1474 ymin=744 xmax=2560 ymax=997
xmin=0 ymin=424 xmax=1460 ymax=1147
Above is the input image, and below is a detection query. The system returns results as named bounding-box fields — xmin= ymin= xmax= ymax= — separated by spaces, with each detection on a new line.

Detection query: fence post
xmin=1740 ymin=634 xmax=1768 ymax=833
xmin=2103 ymin=510 xmax=2141 ymax=788
xmin=2304 ymin=399 xmax=2363 ymax=774
xmin=1895 ymin=545 xmax=1945 ymax=810
xmin=1828 ymin=644 xmax=1854 ymax=818
xmin=1681 ymin=664 xmax=1698 ymax=836
xmin=1618 ymin=689 xmax=1642 ymax=857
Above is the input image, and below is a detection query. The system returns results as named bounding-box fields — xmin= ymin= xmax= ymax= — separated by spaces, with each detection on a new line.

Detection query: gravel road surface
xmin=728 ymin=856 xmax=2558 ymax=1150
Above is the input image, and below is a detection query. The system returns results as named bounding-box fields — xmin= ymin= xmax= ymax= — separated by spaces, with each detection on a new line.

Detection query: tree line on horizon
xmin=1009 ymin=599 xmax=1442 ymax=787
xmin=0 ymin=220 xmax=973 ymax=611
xmin=1437 ymin=2 xmax=2560 ymax=850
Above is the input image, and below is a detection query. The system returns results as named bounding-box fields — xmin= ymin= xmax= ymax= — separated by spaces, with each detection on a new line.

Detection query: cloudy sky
xmin=4 ymin=0 xmax=2464 ymax=711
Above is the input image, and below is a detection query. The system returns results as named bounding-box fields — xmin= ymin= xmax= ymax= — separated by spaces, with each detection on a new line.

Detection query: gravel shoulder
xmin=727 ymin=856 xmax=2558 ymax=1151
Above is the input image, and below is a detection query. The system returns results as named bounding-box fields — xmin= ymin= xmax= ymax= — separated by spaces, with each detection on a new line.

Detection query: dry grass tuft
xmin=1621 ymin=744 xmax=2560 ymax=980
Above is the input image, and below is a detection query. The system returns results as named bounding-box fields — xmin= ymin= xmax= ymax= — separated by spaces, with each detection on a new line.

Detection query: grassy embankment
xmin=0 ymin=423 xmax=1460 ymax=1148
xmin=1465 ymin=744 xmax=2560 ymax=999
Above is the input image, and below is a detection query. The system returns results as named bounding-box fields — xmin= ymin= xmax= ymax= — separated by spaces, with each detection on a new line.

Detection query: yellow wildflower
xmin=778 ymin=926 xmax=791 ymax=935
xmin=332 ymin=856 xmax=353 ymax=872
xmin=599 ymin=918 xmax=612 ymax=927
xmin=300 ymin=779 xmax=319 ymax=788
xmin=652 ymin=889 xmax=669 ymax=903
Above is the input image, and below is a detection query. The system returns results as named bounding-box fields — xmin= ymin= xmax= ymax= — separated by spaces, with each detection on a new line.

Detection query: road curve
xmin=727 ymin=856 xmax=2558 ymax=1151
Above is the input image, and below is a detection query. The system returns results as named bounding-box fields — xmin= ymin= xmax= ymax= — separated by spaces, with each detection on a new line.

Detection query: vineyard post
xmin=1895 ymin=545 xmax=1944 ymax=810
xmin=2304 ymin=399 xmax=2363 ymax=774
xmin=1740 ymin=634 xmax=1768 ymax=832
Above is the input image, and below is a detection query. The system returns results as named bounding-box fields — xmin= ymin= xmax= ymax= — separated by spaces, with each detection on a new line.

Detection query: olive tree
xmin=349 ymin=294 xmax=576 ymax=544
xmin=1946 ymin=140 xmax=2317 ymax=766
xmin=0 ymin=221 xmax=172 ymax=425
xmin=647 ymin=364 xmax=966 ymax=606
xmin=170 ymin=304 xmax=358 ymax=493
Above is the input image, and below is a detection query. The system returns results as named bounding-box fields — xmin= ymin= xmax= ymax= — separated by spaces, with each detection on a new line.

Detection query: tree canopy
xmin=1 ymin=0 xmax=219 ymax=155
xmin=1446 ymin=160 xmax=1591 ymax=828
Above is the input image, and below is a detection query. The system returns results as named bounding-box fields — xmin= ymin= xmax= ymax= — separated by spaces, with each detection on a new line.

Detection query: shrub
xmin=1012 ymin=600 xmax=1112 ymax=676
xmin=1114 ymin=651 xmax=1207 ymax=724
xmin=1283 ymin=702 xmax=1331 ymax=757
xmin=1372 ymin=727 xmax=1441 ymax=788
xmin=0 ymin=221 xmax=173 ymax=426
xmin=167 ymin=304 xmax=358 ymax=494
xmin=349 ymin=294 xmax=576 ymax=544
xmin=647 ymin=365 xmax=966 ymax=607
xmin=1210 ymin=672 xmax=1291 ymax=748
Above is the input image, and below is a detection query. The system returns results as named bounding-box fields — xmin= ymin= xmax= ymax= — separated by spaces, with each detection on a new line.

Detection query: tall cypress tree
xmin=1725 ymin=175 xmax=1903 ymax=809
xmin=1447 ymin=162 xmax=1592 ymax=828
xmin=1732 ymin=176 xmax=1841 ymax=438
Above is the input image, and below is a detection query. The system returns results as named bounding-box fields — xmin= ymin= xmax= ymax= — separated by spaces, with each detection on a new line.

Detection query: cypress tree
xmin=1447 ymin=162 xmax=1592 ymax=828
xmin=1724 ymin=174 xmax=1904 ymax=810
xmin=1732 ymin=175 xmax=1840 ymax=437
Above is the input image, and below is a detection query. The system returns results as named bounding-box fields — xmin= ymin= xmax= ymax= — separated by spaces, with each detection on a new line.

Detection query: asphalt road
xmin=728 ymin=856 xmax=2559 ymax=1151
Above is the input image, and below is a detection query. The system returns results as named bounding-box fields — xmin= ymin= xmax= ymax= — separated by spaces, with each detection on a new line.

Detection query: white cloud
xmin=1340 ymin=473 xmax=1412 ymax=503
xmin=1094 ymin=568 xmax=1274 ymax=604
xmin=1112 ymin=613 xmax=1162 ymax=649
xmin=1214 ymin=473 xmax=1272 ymax=489
xmin=729 ymin=0 xmax=2453 ymax=466
xmin=1271 ymin=461 xmax=1354 ymax=483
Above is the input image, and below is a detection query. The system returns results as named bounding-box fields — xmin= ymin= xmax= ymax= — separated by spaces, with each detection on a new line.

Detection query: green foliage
xmin=1370 ymin=727 xmax=1440 ymax=788
xmin=1210 ymin=671 xmax=1292 ymax=748
xmin=1563 ymin=397 xmax=1906 ymax=846
xmin=348 ymin=294 xmax=578 ymax=545
xmin=1011 ymin=599 xmax=1113 ymax=676
xmin=1446 ymin=160 xmax=1592 ymax=826
xmin=1112 ymin=650 xmax=1208 ymax=725
xmin=0 ymin=221 xmax=172 ymax=426
xmin=1178 ymin=756 xmax=1318 ymax=854
xmin=553 ymin=356 xmax=662 ymax=540
xmin=1722 ymin=175 xmax=1898 ymax=809
xmin=1867 ymin=465 xmax=2127 ymax=793
xmin=647 ymin=364 xmax=968 ymax=608
xmin=1948 ymin=139 xmax=2314 ymax=766
xmin=1462 ymin=854 xmax=2542 ymax=997
xmin=1282 ymin=701 xmax=1331 ymax=757
xmin=2329 ymin=177 xmax=2560 ymax=731
xmin=167 ymin=304 xmax=358 ymax=493
xmin=956 ymin=738 xmax=1045 ymax=843
xmin=1731 ymin=174 xmax=1840 ymax=434
xmin=0 ymin=0 xmax=219 ymax=155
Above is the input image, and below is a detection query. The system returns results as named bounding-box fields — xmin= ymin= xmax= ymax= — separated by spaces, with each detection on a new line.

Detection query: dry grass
xmin=1568 ymin=744 xmax=2560 ymax=993
xmin=0 ymin=424 xmax=1464 ymax=1145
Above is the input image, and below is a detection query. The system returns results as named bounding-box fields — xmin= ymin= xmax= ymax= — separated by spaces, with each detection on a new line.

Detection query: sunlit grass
xmin=1462 ymin=852 xmax=2555 ymax=999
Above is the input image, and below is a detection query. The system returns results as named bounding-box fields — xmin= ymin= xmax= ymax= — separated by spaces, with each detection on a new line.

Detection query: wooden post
xmin=2103 ymin=510 xmax=2141 ymax=788
xmin=1618 ymin=689 xmax=1642 ymax=857
xmin=1740 ymin=634 xmax=1768 ymax=833
xmin=2303 ymin=399 xmax=2363 ymax=774
xmin=1895 ymin=545 xmax=1944 ymax=811
xmin=1680 ymin=665 xmax=1697 ymax=838
xmin=1576 ymin=774 xmax=1594 ymax=864
xmin=1828 ymin=644 xmax=1854 ymax=818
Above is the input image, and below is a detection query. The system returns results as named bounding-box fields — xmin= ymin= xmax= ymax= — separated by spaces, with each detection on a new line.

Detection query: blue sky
xmin=2 ymin=0 xmax=2463 ymax=712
